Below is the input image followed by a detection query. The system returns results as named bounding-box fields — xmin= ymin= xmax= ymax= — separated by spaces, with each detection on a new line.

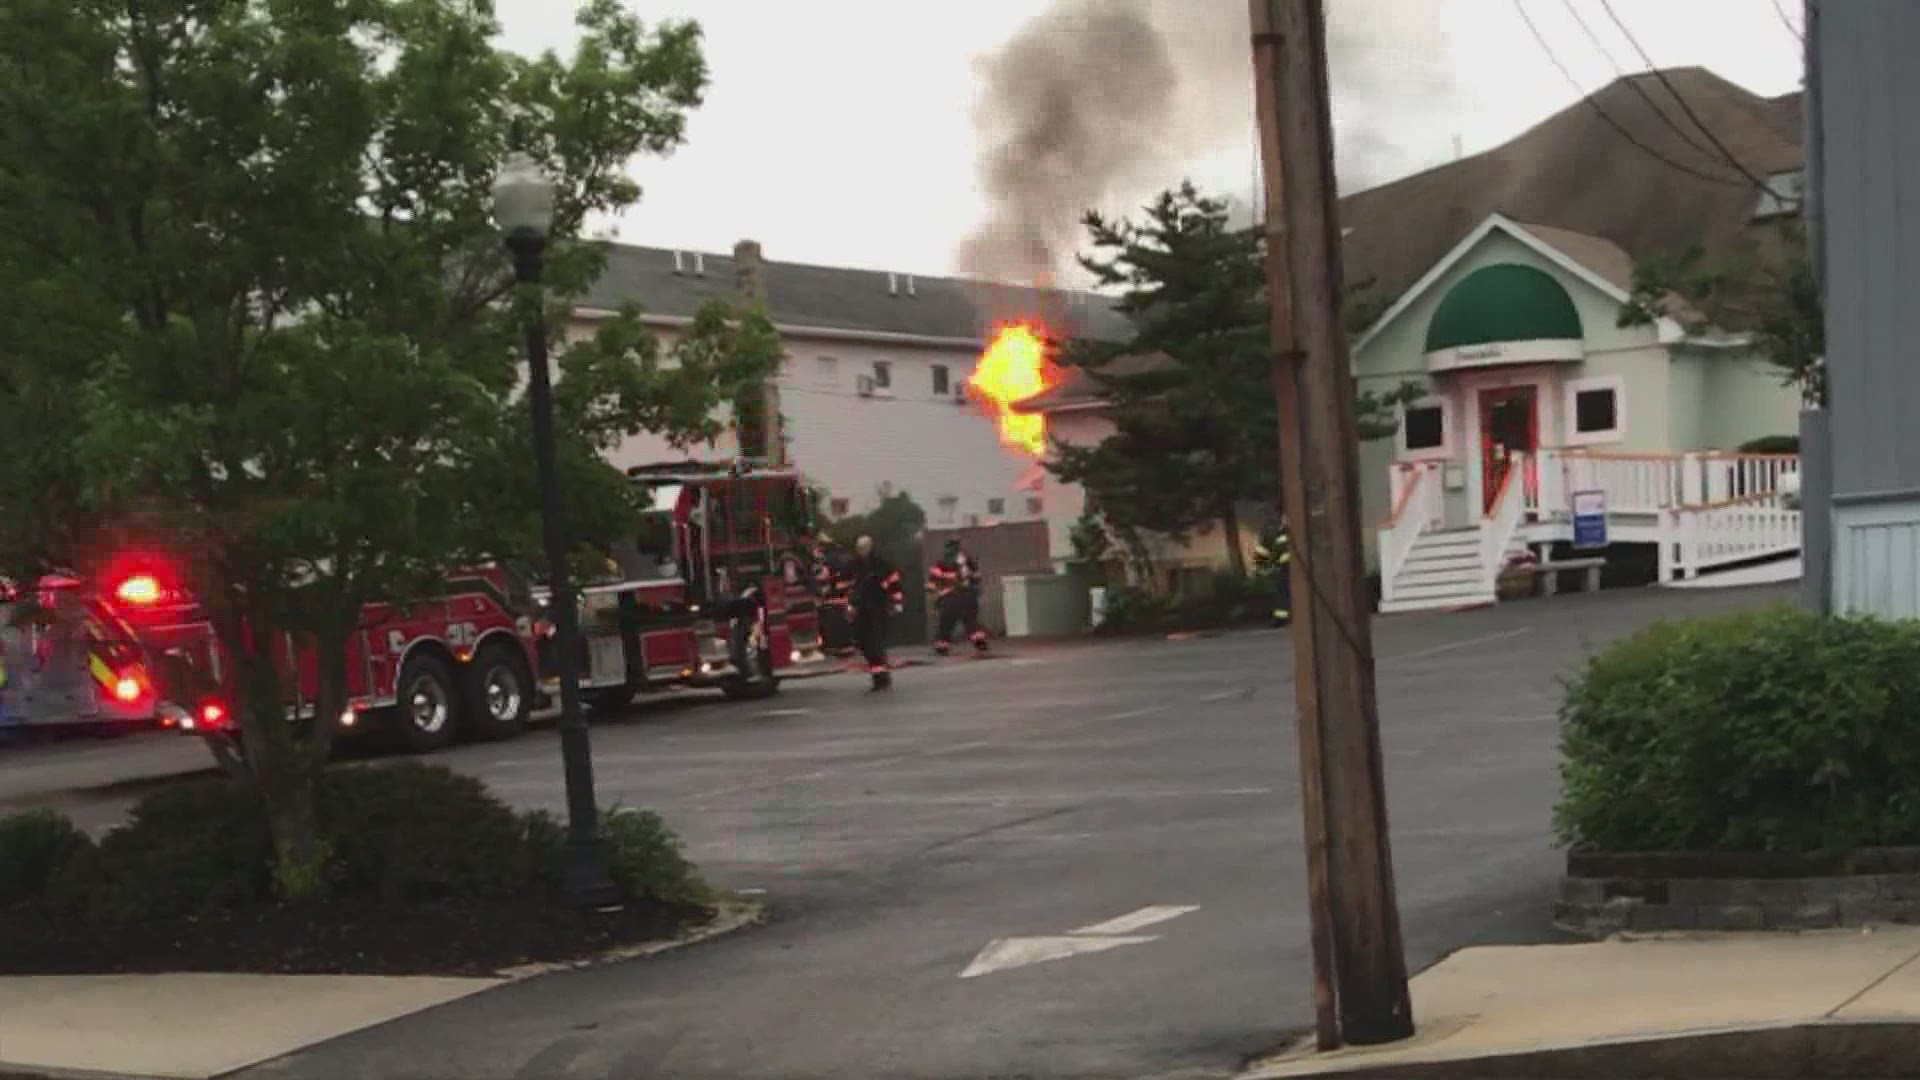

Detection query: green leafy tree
xmin=1049 ymin=183 xmax=1417 ymax=578
xmin=0 ymin=0 xmax=776 ymax=896
xmin=825 ymin=489 xmax=926 ymax=568
xmin=1618 ymin=218 xmax=1825 ymax=406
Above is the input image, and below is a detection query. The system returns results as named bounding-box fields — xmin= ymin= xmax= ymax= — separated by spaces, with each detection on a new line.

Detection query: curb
xmin=495 ymin=894 xmax=769 ymax=980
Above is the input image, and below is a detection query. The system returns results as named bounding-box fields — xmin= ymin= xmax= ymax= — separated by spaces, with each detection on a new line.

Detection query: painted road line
xmin=754 ymin=708 xmax=814 ymax=719
xmin=1069 ymin=905 xmax=1202 ymax=936
xmin=1197 ymin=688 xmax=1250 ymax=703
xmin=1389 ymin=626 xmax=1532 ymax=661
xmin=959 ymin=935 xmax=1158 ymax=979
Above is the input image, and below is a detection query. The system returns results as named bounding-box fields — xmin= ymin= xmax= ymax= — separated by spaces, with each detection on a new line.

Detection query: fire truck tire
xmin=462 ymin=643 xmax=532 ymax=741
xmin=389 ymin=652 xmax=458 ymax=754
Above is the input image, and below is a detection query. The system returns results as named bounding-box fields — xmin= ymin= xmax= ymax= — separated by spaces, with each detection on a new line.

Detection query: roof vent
xmin=672 ymin=251 xmax=686 ymax=274
xmin=905 ymin=274 xmax=917 ymax=297
xmin=887 ymin=271 xmax=899 ymax=297
xmin=692 ymin=252 xmax=706 ymax=276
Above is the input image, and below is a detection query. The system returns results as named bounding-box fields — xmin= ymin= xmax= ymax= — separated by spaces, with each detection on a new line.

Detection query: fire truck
xmin=0 ymin=574 xmax=164 ymax=736
xmin=75 ymin=461 xmax=830 ymax=753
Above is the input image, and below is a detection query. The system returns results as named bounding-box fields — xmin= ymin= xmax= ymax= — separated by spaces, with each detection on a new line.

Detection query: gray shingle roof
xmin=579 ymin=243 xmax=1134 ymax=343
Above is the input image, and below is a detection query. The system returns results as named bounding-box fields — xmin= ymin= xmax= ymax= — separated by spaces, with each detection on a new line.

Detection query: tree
xmin=0 ymin=0 xmax=776 ymax=897
xmin=1618 ymin=217 xmax=1825 ymax=406
xmin=825 ymin=489 xmax=927 ymax=568
xmin=1049 ymin=183 xmax=1417 ymax=578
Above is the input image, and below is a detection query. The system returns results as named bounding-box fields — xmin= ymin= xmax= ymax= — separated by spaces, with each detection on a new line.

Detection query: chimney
xmin=887 ymin=271 xmax=899 ymax=296
xmin=693 ymin=252 xmax=706 ymax=276
xmin=731 ymin=239 xmax=783 ymax=468
xmin=905 ymin=274 xmax=917 ymax=297
xmin=734 ymin=239 xmax=766 ymax=303
xmin=672 ymin=250 xmax=686 ymax=274
xmin=1452 ymin=133 xmax=1463 ymax=161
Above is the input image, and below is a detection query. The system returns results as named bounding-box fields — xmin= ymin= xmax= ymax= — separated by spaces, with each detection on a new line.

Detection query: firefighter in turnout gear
xmin=843 ymin=535 xmax=904 ymax=690
xmin=928 ymin=538 xmax=988 ymax=656
xmin=1252 ymin=518 xmax=1292 ymax=627
xmin=807 ymin=534 xmax=855 ymax=656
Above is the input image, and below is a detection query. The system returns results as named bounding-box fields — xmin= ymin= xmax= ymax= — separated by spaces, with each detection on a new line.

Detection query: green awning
xmin=1425 ymin=263 xmax=1583 ymax=353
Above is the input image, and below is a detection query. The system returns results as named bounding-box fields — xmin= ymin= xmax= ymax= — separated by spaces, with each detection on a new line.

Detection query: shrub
xmin=1739 ymin=434 xmax=1800 ymax=454
xmin=603 ymin=807 xmax=713 ymax=909
xmin=0 ymin=809 xmax=91 ymax=907
xmin=317 ymin=763 xmax=535 ymax=902
xmin=1095 ymin=584 xmax=1171 ymax=635
xmin=53 ymin=778 xmax=272 ymax=925
xmin=1556 ymin=606 xmax=1920 ymax=853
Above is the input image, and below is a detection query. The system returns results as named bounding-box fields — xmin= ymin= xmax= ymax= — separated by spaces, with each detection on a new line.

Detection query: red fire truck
xmin=79 ymin=461 xmax=829 ymax=753
xmin=0 ymin=574 xmax=164 ymax=736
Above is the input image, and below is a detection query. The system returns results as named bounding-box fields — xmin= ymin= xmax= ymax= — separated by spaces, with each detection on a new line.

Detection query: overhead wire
xmin=1556 ymin=0 xmax=1743 ymax=179
xmin=1597 ymin=0 xmax=1785 ymax=198
xmin=1769 ymin=0 xmax=1805 ymax=44
xmin=1511 ymin=0 xmax=1746 ymax=188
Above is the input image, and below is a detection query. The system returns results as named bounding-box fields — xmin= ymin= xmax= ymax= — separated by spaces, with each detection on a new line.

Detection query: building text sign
xmin=1572 ymin=489 xmax=1608 ymax=550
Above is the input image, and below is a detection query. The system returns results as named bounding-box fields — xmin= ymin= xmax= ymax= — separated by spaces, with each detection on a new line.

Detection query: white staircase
xmin=1379 ymin=527 xmax=1494 ymax=614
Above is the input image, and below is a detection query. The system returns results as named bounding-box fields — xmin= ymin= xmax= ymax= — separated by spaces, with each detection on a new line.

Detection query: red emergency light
xmin=200 ymin=701 xmax=227 ymax=728
xmin=113 ymin=676 xmax=143 ymax=703
xmin=115 ymin=574 xmax=163 ymax=606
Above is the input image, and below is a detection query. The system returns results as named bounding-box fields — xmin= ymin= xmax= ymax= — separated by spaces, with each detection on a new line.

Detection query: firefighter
xmin=928 ymin=538 xmax=989 ymax=656
xmin=842 ymin=535 xmax=904 ymax=690
xmin=1253 ymin=517 xmax=1292 ymax=627
xmin=808 ymin=533 xmax=855 ymax=656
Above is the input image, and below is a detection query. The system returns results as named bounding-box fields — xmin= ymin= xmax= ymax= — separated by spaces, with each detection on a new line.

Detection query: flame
xmin=968 ymin=322 xmax=1059 ymax=456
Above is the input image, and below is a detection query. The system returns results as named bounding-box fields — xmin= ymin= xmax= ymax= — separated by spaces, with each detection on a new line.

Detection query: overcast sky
xmin=495 ymin=0 xmax=1806 ymax=280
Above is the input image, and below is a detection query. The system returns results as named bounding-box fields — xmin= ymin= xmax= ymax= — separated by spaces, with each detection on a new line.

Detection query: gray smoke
xmin=959 ymin=0 xmax=1458 ymax=286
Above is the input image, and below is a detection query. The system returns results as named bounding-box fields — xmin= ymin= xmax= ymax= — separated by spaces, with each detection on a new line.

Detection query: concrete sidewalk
xmin=0 ymin=974 xmax=497 ymax=1079
xmin=1245 ymin=929 xmax=1920 ymax=1079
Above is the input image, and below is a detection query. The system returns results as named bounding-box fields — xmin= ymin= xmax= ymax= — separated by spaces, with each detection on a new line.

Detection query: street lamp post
xmin=492 ymin=153 xmax=619 ymax=908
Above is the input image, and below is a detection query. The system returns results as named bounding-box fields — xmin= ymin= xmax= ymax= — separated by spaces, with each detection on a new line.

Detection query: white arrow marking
xmin=958 ymin=905 xmax=1200 ymax=978
xmin=959 ymin=935 xmax=1157 ymax=978
xmin=1069 ymin=904 xmax=1201 ymax=936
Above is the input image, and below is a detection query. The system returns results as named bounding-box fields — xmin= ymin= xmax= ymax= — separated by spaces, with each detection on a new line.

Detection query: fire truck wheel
xmin=462 ymin=643 xmax=532 ymax=741
xmin=390 ymin=652 xmax=458 ymax=754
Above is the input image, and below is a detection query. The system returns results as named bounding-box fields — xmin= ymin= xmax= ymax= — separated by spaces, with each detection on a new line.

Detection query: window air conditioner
xmin=856 ymin=375 xmax=876 ymax=397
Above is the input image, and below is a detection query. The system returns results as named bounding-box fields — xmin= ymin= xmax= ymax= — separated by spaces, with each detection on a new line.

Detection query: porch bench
xmin=1529 ymin=556 xmax=1605 ymax=596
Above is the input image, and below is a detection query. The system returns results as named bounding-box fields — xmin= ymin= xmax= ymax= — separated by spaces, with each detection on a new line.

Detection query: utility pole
xmin=1247 ymin=0 xmax=1413 ymax=1050
xmin=733 ymin=240 xmax=786 ymax=468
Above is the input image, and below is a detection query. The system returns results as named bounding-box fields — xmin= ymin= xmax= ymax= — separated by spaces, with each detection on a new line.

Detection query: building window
xmin=936 ymin=495 xmax=958 ymax=524
xmin=987 ymin=497 xmax=1005 ymax=515
xmin=830 ymin=497 xmax=850 ymax=517
xmin=1402 ymin=402 xmax=1445 ymax=454
xmin=817 ymin=356 xmax=839 ymax=383
xmin=1563 ymin=375 xmax=1625 ymax=445
xmin=1026 ymin=496 xmax=1044 ymax=515
xmin=871 ymin=360 xmax=892 ymax=390
xmin=932 ymin=364 xmax=950 ymax=396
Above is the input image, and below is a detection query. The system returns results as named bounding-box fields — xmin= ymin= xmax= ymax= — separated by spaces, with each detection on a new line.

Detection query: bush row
xmin=1557 ymin=605 xmax=1920 ymax=854
xmin=0 ymin=764 xmax=712 ymax=926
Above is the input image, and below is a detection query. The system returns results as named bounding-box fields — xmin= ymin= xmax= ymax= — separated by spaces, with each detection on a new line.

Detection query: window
xmin=1563 ymin=376 xmax=1625 ymax=445
xmin=871 ymin=361 xmax=892 ymax=389
xmin=1026 ymin=496 xmax=1044 ymax=515
xmin=932 ymin=364 xmax=950 ymax=396
xmin=1402 ymin=403 xmax=1445 ymax=453
xmin=1575 ymin=388 xmax=1617 ymax=433
xmin=830 ymin=497 xmax=850 ymax=517
xmin=936 ymin=495 xmax=958 ymax=524
xmin=987 ymin=497 xmax=1005 ymax=515
xmin=817 ymin=356 xmax=839 ymax=383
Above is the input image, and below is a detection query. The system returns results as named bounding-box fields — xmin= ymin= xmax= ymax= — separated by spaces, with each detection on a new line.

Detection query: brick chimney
xmin=731 ymin=239 xmax=784 ymax=468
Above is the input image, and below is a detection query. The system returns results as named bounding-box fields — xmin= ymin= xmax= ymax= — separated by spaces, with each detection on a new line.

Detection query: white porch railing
xmin=1659 ymin=494 xmax=1803 ymax=581
xmin=1700 ymin=453 xmax=1800 ymax=503
xmin=1379 ymin=461 xmax=1442 ymax=586
xmin=1480 ymin=452 xmax=1528 ymax=590
xmin=1539 ymin=450 xmax=1681 ymax=514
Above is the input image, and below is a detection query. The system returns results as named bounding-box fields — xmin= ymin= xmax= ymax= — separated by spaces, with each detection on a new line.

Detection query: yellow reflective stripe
xmin=89 ymin=652 xmax=117 ymax=689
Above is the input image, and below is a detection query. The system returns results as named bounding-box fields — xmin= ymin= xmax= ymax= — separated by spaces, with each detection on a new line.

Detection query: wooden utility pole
xmin=733 ymin=239 xmax=786 ymax=467
xmin=1247 ymin=0 xmax=1413 ymax=1050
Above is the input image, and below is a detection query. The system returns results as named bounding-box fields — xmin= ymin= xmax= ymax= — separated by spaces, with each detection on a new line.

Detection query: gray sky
xmin=495 ymin=0 xmax=1805 ymax=280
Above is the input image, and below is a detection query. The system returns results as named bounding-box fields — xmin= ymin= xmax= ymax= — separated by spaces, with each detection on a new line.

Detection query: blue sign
xmin=1572 ymin=489 xmax=1608 ymax=550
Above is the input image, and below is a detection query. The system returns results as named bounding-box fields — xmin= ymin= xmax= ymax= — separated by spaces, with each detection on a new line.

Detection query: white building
xmin=572 ymin=242 xmax=1127 ymax=530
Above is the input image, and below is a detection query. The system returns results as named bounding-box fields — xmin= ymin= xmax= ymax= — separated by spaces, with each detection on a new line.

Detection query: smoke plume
xmin=958 ymin=0 xmax=1457 ymax=286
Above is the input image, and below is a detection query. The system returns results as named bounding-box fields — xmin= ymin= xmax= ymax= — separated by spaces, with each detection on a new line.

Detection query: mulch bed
xmin=0 ymin=897 xmax=708 ymax=977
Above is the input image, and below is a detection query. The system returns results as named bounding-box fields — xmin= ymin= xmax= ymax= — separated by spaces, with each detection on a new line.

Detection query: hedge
xmin=1556 ymin=606 xmax=1920 ymax=854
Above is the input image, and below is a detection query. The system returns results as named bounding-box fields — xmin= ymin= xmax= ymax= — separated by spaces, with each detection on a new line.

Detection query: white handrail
xmin=1660 ymin=493 xmax=1802 ymax=580
xmin=1479 ymin=452 xmax=1528 ymax=591
xmin=1378 ymin=462 xmax=1440 ymax=592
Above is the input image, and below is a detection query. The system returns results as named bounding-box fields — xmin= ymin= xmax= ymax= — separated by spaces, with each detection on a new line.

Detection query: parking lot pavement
xmin=210 ymin=583 xmax=1791 ymax=1080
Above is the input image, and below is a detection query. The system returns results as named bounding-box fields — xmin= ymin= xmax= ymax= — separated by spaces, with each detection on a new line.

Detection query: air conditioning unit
xmin=856 ymin=375 xmax=876 ymax=397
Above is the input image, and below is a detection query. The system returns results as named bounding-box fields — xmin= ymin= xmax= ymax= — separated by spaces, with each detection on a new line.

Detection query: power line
xmin=1556 ymin=0 xmax=1742 ymax=179
xmin=1769 ymin=0 xmax=1805 ymax=43
xmin=1512 ymin=0 xmax=1747 ymax=188
xmin=1598 ymin=0 xmax=1782 ymax=197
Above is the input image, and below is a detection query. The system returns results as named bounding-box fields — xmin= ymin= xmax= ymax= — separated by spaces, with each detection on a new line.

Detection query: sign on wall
xmin=1572 ymin=489 xmax=1608 ymax=550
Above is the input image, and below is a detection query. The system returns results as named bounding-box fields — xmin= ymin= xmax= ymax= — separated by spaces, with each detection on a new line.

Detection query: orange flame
xmin=968 ymin=322 xmax=1058 ymax=456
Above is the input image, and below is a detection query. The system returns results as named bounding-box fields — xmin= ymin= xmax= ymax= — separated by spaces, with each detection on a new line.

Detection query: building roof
xmin=579 ymin=243 xmax=1134 ymax=344
xmin=1339 ymin=67 xmax=1803 ymax=328
xmin=1425 ymin=263 xmax=1583 ymax=353
xmin=1011 ymin=351 xmax=1174 ymax=415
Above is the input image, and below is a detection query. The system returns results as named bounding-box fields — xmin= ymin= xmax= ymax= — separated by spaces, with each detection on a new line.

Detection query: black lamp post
xmin=492 ymin=153 xmax=619 ymax=908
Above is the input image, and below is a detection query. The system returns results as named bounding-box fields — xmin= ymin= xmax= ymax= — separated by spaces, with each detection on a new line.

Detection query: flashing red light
xmin=115 ymin=574 xmax=163 ymax=605
xmin=199 ymin=701 xmax=227 ymax=728
xmin=113 ymin=676 xmax=143 ymax=703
